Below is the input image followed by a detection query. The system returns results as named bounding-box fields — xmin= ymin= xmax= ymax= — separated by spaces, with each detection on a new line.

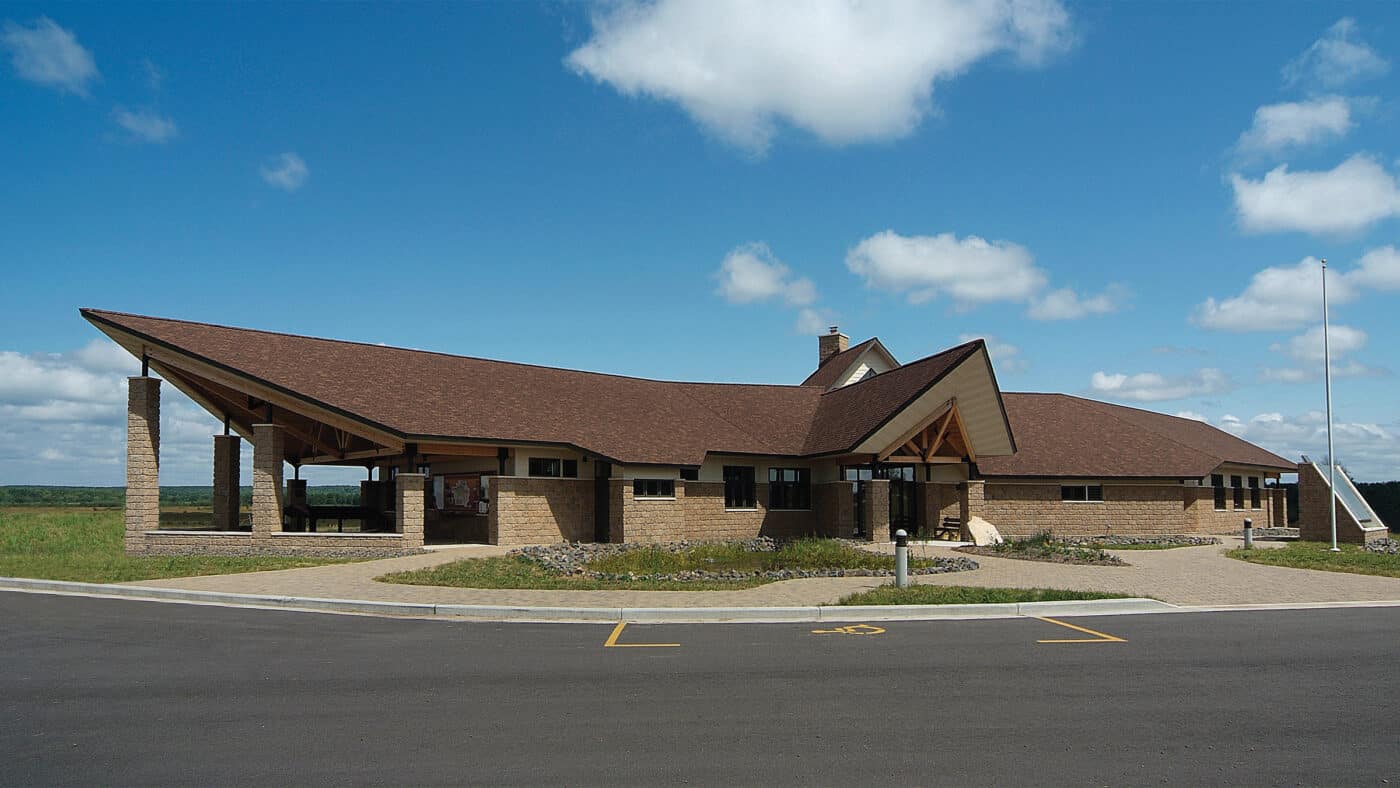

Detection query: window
xmin=768 ymin=468 xmax=811 ymax=510
xmin=1231 ymin=475 xmax=1244 ymax=510
xmin=680 ymin=468 xmax=699 ymax=481
xmin=633 ymin=479 xmax=674 ymax=499
xmin=1212 ymin=474 xmax=1226 ymax=510
xmin=528 ymin=458 xmax=579 ymax=478
xmin=1249 ymin=477 xmax=1261 ymax=509
xmin=1060 ymin=485 xmax=1104 ymax=502
xmin=723 ymin=466 xmax=756 ymax=509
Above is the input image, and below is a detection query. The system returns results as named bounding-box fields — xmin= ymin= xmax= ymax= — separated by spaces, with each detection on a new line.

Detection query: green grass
xmin=0 ymin=507 xmax=359 ymax=583
xmin=382 ymin=538 xmax=944 ymax=591
xmin=1227 ymin=541 xmax=1400 ymax=579
xmin=380 ymin=555 xmax=769 ymax=590
xmin=837 ymin=585 xmax=1135 ymax=605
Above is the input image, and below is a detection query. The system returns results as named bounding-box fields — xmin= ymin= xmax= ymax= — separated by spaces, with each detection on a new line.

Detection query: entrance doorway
xmin=593 ymin=461 xmax=611 ymax=543
xmin=843 ymin=463 xmax=919 ymax=540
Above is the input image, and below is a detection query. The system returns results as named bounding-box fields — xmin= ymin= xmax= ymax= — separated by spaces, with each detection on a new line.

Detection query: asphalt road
xmin=2 ymin=593 xmax=1396 ymax=787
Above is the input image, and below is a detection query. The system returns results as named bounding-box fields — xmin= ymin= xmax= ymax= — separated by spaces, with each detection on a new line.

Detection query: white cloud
xmin=959 ymin=333 xmax=1026 ymax=374
xmin=1262 ymin=323 xmax=1384 ymax=382
xmin=0 ymin=17 xmax=97 ymax=96
xmin=1282 ymin=18 xmax=1389 ymax=91
xmin=1174 ymin=410 xmax=1207 ymax=422
xmin=111 ymin=106 xmax=178 ymax=144
xmin=1349 ymin=245 xmax=1400 ymax=290
xmin=716 ymin=242 xmax=816 ymax=306
xmin=1229 ymin=154 xmax=1400 ymax=235
xmin=259 ymin=152 xmax=309 ymax=192
xmin=1237 ymin=96 xmax=1355 ymax=154
xmin=846 ymin=229 xmax=1123 ymax=321
xmin=846 ymin=230 xmax=1044 ymax=307
xmin=1209 ymin=410 xmax=1397 ymax=482
xmin=794 ymin=307 xmax=834 ymax=335
xmin=1089 ymin=368 xmax=1230 ymax=403
xmin=1193 ymin=248 xmax=1400 ymax=332
xmin=566 ymin=0 xmax=1072 ymax=153
xmin=1027 ymin=285 xmax=1125 ymax=320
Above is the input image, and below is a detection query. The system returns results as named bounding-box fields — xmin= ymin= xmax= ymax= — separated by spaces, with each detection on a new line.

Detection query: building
xmin=84 ymin=309 xmax=1293 ymax=556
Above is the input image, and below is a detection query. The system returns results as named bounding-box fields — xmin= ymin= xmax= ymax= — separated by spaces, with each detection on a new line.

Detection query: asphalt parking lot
xmin=3 ymin=592 xmax=1396 ymax=786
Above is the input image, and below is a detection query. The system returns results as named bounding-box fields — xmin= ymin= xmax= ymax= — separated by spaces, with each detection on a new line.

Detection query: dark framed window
xmin=680 ymin=468 xmax=699 ymax=481
xmin=767 ymin=467 xmax=811 ymax=510
xmin=528 ymin=458 xmax=578 ymax=478
xmin=633 ymin=479 xmax=674 ymax=498
xmin=1231 ymin=475 xmax=1245 ymax=509
xmin=1212 ymin=474 xmax=1227 ymax=510
xmin=1249 ymin=477 xmax=1261 ymax=509
xmin=723 ymin=466 xmax=756 ymax=509
xmin=1060 ymin=485 xmax=1103 ymax=502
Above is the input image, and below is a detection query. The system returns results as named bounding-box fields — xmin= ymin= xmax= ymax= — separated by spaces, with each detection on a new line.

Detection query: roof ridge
xmin=82 ymin=308 xmax=813 ymax=391
xmin=820 ymin=338 xmax=981 ymax=398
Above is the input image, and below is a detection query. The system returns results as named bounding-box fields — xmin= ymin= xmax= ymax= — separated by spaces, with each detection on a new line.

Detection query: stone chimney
xmin=818 ymin=325 xmax=848 ymax=367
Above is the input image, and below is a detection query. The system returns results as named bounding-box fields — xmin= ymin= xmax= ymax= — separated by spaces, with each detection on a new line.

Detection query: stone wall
xmin=617 ymin=479 xmax=688 ymax=543
xmin=1296 ymin=461 xmax=1386 ymax=544
xmin=132 ymin=531 xmax=415 ymax=558
xmin=982 ymin=482 xmax=1188 ymax=537
xmin=813 ymin=481 xmax=854 ymax=538
xmin=251 ymin=424 xmax=284 ymax=538
xmin=861 ymin=479 xmax=890 ymax=541
xmin=679 ymin=482 xmax=818 ymax=541
xmin=395 ymin=473 xmax=426 ymax=550
xmin=490 ymin=476 xmax=594 ymax=545
xmin=124 ymin=377 xmax=160 ymax=553
xmin=1182 ymin=486 xmax=1277 ymax=535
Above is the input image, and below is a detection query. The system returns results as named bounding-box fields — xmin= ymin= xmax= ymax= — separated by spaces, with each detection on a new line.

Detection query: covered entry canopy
xmin=83 ymin=309 xmax=1017 ymax=467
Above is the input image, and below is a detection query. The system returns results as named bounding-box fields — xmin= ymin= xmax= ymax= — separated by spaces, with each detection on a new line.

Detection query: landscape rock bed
xmin=513 ymin=538 xmax=978 ymax=582
xmin=1364 ymin=537 xmax=1399 ymax=555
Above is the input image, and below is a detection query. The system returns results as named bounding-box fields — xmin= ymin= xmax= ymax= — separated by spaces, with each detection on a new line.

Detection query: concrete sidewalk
xmin=116 ymin=538 xmax=1400 ymax=609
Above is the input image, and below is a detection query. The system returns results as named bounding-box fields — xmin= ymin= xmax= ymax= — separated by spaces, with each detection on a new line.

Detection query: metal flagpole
xmin=1322 ymin=258 xmax=1339 ymax=552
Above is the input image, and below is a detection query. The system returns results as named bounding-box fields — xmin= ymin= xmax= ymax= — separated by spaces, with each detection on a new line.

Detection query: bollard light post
xmin=1243 ymin=518 xmax=1253 ymax=550
xmin=895 ymin=529 xmax=909 ymax=589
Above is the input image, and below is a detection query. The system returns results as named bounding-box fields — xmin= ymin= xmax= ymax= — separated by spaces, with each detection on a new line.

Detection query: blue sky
xmin=1 ymin=1 xmax=1398 ymax=484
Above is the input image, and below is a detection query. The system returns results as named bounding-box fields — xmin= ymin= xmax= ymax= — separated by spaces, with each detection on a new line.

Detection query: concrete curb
xmin=4 ymin=576 xmax=1399 ymax=623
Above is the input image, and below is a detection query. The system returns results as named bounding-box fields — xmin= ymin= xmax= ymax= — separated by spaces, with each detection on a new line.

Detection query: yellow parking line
xmin=1034 ymin=616 xmax=1126 ymax=644
xmin=603 ymin=622 xmax=680 ymax=648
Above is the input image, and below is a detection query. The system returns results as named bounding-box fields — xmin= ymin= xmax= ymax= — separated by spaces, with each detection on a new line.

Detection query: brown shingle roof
xmin=86 ymin=309 xmax=993 ymax=466
xmin=801 ymin=338 xmax=885 ymax=389
xmin=978 ymin=393 xmax=1294 ymax=478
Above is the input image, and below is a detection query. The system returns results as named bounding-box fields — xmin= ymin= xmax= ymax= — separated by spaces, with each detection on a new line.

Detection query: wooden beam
xmin=877 ymin=399 xmax=953 ymax=461
xmin=922 ymin=410 xmax=955 ymax=463
xmin=301 ymin=446 xmax=403 ymax=464
xmin=950 ymin=403 xmax=976 ymax=463
xmin=414 ymin=442 xmax=502 ymax=457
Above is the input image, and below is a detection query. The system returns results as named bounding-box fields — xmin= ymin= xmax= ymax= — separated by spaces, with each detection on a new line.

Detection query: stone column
xmin=125 ymin=377 xmax=161 ymax=553
xmin=396 ymin=472 xmax=426 ymax=549
xmin=862 ymin=478 xmax=890 ymax=542
xmin=251 ymin=424 xmax=285 ymax=540
xmin=211 ymin=435 xmax=241 ymax=531
xmin=960 ymin=479 xmax=985 ymax=526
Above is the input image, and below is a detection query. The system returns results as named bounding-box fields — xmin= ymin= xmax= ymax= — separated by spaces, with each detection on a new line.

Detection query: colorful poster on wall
xmin=442 ymin=473 xmax=484 ymax=512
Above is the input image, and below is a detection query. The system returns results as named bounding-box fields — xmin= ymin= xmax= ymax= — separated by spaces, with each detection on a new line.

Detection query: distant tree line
xmin=0 ymin=485 xmax=361 ymax=507
xmin=1357 ymin=482 xmax=1399 ymax=533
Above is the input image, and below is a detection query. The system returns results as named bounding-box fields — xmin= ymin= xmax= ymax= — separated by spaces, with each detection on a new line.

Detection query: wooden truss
xmin=877 ymin=399 xmax=974 ymax=464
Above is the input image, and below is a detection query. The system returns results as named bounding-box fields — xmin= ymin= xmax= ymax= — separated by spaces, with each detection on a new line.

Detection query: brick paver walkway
xmin=122 ymin=537 xmax=1400 ymax=608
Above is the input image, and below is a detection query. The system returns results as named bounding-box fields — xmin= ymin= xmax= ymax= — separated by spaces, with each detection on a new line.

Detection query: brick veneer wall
xmin=679 ymin=482 xmax=818 ymax=541
xmin=395 ymin=473 xmax=426 ymax=550
xmin=490 ymin=476 xmax=594 ymax=545
xmin=125 ymin=377 xmax=160 ymax=553
xmin=251 ymin=424 xmax=285 ymax=538
xmin=133 ymin=531 xmax=415 ymax=557
xmin=982 ymin=482 xmax=1188 ymax=537
xmin=813 ymin=482 xmax=854 ymax=538
xmin=617 ymin=480 xmax=688 ymax=543
xmin=1296 ymin=461 xmax=1385 ymax=544
xmin=861 ymin=479 xmax=890 ymax=541
xmin=1181 ymin=486 xmax=1277 ymax=535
